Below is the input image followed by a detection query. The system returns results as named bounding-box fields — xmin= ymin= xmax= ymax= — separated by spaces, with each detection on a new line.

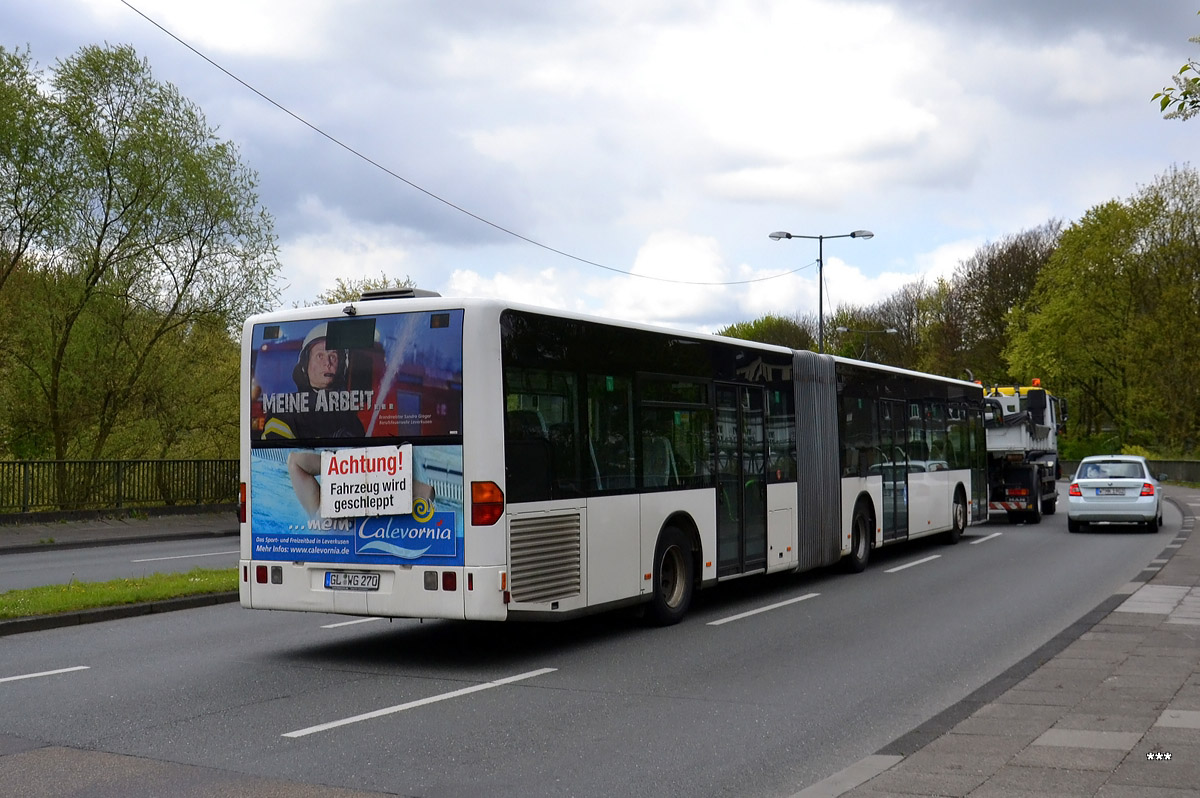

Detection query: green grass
xmin=0 ymin=567 xmax=237 ymax=619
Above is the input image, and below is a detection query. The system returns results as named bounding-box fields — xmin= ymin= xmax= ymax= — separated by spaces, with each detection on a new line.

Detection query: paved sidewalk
xmin=0 ymin=508 xmax=238 ymax=555
xmin=800 ymin=485 xmax=1200 ymax=798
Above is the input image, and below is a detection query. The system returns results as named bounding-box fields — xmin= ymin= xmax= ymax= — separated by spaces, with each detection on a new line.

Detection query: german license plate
xmin=325 ymin=571 xmax=380 ymax=591
xmin=1096 ymin=488 xmax=1124 ymax=496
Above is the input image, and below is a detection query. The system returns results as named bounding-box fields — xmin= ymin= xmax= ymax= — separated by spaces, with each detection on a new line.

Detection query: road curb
xmin=0 ymin=591 xmax=239 ymax=637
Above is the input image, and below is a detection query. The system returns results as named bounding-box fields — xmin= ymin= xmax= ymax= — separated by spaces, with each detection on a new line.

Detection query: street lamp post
xmin=834 ymin=325 xmax=898 ymax=360
xmin=768 ymin=229 xmax=874 ymax=353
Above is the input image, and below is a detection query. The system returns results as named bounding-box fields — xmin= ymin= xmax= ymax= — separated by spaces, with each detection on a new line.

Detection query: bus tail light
xmin=255 ymin=565 xmax=268 ymax=583
xmin=442 ymin=571 xmax=457 ymax=591
xmin=471 ymin=481 xmax=504 ymax=526
xmin=238 ymin=482 xmax=247 ymax=524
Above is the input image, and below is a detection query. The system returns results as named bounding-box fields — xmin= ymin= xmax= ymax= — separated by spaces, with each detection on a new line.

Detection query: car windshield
xmin=1079 ymin=461 xmax=1145 ymax=480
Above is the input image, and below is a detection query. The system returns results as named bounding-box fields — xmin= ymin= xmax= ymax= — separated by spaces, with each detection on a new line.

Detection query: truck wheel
xmin=1041 ymin=491 xmax=1057 ymax=516
xmin=646 ymin=526 xmax=694 ymax=626
xmin=1027 ymin=479 xmax=1043 ymax=525
xmin=843 ymin=502 xmax=872 ymax=573
xmin=944 ymin=487 xmax=966 ymax=544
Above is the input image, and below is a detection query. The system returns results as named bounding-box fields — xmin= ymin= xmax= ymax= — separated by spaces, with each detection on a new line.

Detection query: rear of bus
xmin=238 ymin=300 xmax=504 ymax=621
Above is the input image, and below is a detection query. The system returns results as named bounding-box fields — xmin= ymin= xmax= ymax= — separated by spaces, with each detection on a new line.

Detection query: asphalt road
xmin=0 ymin=493 xmax=1179 ymax=798
xmin=0 ymin=537 xmax=240 ymax=591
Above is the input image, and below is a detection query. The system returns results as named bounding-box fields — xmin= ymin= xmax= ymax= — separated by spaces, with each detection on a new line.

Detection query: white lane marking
xmin=885 ymin=554 xmax=941 ymax=573
xmin=1 ymin=666 xmax=90 ymax=684
xmin=970 ymin=532 xmax=1003 ymax=545
xmin=707 ymin=593 xmax=820 ymax=626
xmin=321 ymin=617 xmax=386 ymax=629
xmin=131 ymin=550 xmax=239 ymax=563
xmin=282 ymin=667 xmax=558 ymax=738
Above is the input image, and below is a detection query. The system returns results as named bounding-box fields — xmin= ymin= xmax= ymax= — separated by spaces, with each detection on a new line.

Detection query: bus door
xmin=716 ymin=384 xmax=767 ymax=576
xmin=967 ymin=405 xmax=988 ymax=522
xmin=879 ymin=399 xmax=909 ymax=541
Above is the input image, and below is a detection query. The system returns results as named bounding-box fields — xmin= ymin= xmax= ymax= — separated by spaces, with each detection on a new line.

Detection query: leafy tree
xmin=716 ymin=312 xmax=814 ymax=350
xmin=307 ymin=270 xmax=415 ymax=305
xmin=826 ymin=305 xmax=902 ymax=365
xmin=1007 ymin=166 xmax=1200 ymax=453
xmin=0 ymin=47 xmax=72 ymax=297
xmin=0 ymin=44 xmax=280 ymax=466
xmin=1154 ymin=12 xmax=1200 ymax=120
xmin=952 ymin=222 xmax=1061 ymax=384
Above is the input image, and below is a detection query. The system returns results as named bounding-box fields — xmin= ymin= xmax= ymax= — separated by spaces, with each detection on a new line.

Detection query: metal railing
xmin=0 ymin=460 xmax=238 ymax=513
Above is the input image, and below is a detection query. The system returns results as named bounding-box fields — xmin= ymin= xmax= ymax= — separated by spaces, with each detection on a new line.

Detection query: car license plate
xmin=1096 ymin=488 xmax=1124 ymax=496
xmin=325 ymin=571 xmax=380 ymax=591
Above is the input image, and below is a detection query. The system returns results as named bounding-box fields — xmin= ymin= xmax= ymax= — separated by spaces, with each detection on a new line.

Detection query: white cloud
xmin=278 ymin=196 xmax=418 ymax=306
xmin=22 ymin=0 xmax=1196 ymax=333
xmin=88 ymin=0 xmax=334 ymax=58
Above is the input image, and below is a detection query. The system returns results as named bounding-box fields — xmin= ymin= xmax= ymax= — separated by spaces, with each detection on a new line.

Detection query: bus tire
xmin=945 ymin=487 xmax=966 ymax=545
xmin=647 ymin=526 xmax=694 ymax=626
xmin=844 ymin=502 xmax=872 ymax=573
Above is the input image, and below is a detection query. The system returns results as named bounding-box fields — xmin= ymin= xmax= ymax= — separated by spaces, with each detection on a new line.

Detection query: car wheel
xmin=1068 ymin=517 xmax=1081 ymax=534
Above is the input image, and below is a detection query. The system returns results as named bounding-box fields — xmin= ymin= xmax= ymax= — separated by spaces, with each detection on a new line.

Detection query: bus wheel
xmin=844 ymin=503 xmax=871 ymax=573
xmin=945 ymin=488 xmax=966 ymax=545
xmin=647 ymin=526 xmax=694 ymax=626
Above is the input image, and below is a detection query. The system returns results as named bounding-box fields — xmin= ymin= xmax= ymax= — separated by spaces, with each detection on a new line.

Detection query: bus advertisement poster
xmin=249 ymin=310 xmax=464 ymax=442
xmin=248 ymin=444 xmax=465 ymax=567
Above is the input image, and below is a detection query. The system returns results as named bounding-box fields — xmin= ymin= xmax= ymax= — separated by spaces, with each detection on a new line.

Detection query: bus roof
xmin=246 ymin=293 xmax=977 ymax=389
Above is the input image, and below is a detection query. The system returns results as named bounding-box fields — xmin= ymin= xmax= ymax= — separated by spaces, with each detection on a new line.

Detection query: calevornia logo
xmin=411 ymin=497 xmax=435 ymax=523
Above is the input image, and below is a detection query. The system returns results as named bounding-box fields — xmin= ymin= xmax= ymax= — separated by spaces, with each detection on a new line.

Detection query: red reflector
xmin=255 ymin=565 xmax=268 ymax=584
xmin=1069 ymin=483 xmax=1082 ymax=497
xmin=471 ymin=481 xmax=505 ymax=526
xmin=503 ymin=590 xmax=511 ymax=604
xmin=467 ymin=573 xmax=474 ymax=591
xmin=242 ymin=565 xmax=248 ymax=582
xmin=238 ymin=482 xmax=247 ymax=524
xmin=1141 ymin=483 xmax=1155 ymax=496
xmin=1007 ymin=488 xmax=1029 ymax=496
xmin=442 ymin=571 xmax=456 ymax=591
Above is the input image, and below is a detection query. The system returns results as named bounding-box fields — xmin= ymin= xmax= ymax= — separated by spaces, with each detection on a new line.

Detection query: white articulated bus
xmin=239 ymin=291 xmax=987 ymax=624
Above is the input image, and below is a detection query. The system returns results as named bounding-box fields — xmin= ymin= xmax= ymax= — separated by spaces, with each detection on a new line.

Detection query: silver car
xmin=1067 ymin=454 xmax=1164 ymax=533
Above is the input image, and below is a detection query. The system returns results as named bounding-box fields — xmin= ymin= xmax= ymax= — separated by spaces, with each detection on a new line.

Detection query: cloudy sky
xmin=4 ymin=0 xmax=1196 ymax=331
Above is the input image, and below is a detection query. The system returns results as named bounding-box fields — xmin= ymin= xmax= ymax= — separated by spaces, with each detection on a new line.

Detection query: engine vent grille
xmin=509 ymin=512 xmax=581 ymax=603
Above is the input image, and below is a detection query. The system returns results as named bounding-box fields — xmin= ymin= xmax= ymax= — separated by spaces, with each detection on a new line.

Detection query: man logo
xmin=411 ymin=497 xmax=435 ymax=523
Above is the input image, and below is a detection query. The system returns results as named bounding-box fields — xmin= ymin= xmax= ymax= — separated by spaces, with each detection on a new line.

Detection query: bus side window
xmin=505 ymin=408 xmax=552 ymax=503
xmin=588 ymin=375 xmax=634 ymax=491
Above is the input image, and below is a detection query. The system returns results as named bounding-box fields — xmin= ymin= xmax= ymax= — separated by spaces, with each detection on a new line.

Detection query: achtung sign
xmin=319 ymin=444 xmax=413 ymax=518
